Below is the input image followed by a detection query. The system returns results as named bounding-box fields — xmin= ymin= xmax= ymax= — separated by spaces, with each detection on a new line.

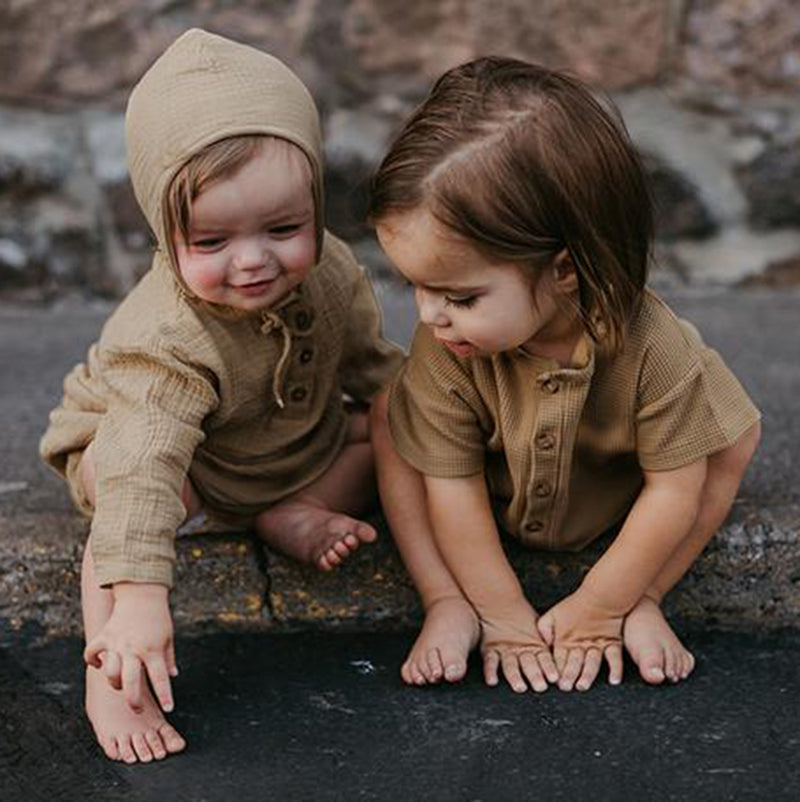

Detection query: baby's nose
xmin=235 ymin=237 xmax=270 ymax=270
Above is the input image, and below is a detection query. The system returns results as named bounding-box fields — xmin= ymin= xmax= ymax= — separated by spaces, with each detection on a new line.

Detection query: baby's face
xmin=174 ymin=143 xmax=316 ymax=312
xmin=376 ymin=207 xmax=575 ymax=359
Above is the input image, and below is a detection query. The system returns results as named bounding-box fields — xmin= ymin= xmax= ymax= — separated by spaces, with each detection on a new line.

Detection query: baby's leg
xmin=255 ymin=412 xmax=379 ymax=570
xmin=625 ymin=421 xmax=761 ymax=684
xmin=369 ymin=392 xmax=479 ymax=685
xmin=79 ymin=443 xmax=193 ymax=762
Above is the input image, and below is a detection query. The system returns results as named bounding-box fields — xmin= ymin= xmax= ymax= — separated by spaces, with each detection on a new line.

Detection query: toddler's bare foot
xmin=256 ymin=498 xmax=376 ymax=571
xmin=86 ymin=666 xmax=186 ymax=764
xmin=623 ymin=596 xmax=696 ymax=685
xmin=402 ymin=596 xmax=480 ymax=686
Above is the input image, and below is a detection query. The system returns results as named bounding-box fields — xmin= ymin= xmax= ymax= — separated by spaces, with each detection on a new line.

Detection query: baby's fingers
xmin=121 ymin=654 xmax=144 ymax=713
xmin=101 ymin=650 xmax=123 ymax=690
xmin=84 ymin=638 xmax=107 ymax=669
xmin=605 ymin=643 xmax=624 ymax=686
xmin=575 ymin=647 xmax=602 ymax=692
xmin=145 ymin=655 xmax=175 ymax=713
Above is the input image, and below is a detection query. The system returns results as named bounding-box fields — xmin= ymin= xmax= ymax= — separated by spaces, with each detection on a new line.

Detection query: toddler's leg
xmin=624 ymin=421 xmax=761 ymax=684
xmin=255 ymin=411 xmax=379 ymax=570
xmin=369 ymin=392 xmax=479 ymax=685
xmin=79 ymin=443 xmax=191 ymax=763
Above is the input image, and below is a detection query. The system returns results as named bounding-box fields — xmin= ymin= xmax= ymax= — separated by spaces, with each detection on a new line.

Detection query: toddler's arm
xmin=425 ymin=474 xmax=559 ymax=692
xmin=84 ymin=582 xmax=177 ymax=714
xmin=539 ymin=457 xmax=707 ymax=689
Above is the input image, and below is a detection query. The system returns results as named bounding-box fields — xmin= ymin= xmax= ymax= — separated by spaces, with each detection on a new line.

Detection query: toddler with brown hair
xmin=369 ymin=57 xmax=760 ymax=694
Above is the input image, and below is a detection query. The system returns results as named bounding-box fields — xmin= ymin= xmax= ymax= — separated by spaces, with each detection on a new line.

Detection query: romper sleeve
xmin=634 ymin=303 xmax=760 ymax=472
xmin=89 ymin=341 xmax=219 ymax=588
xmin=388 ymin=324 xmax=488 ymax=477
xmin=338 ymin=265 xmax=405 ymax=402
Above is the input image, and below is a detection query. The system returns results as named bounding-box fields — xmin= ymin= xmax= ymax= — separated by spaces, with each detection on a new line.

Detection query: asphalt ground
xmin=2 ymin=627 xmax=800 ymax=802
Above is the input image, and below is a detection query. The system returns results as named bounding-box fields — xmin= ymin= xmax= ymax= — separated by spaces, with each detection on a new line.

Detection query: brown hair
xmin=369 ymin=56 xmax=653 ymax=350
xmin=163 ymin=135 xmax=314 ymax=277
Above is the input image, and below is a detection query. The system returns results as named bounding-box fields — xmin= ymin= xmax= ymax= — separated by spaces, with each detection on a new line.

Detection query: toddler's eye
xmin=445 ymin=295 xmax=478 ymax=309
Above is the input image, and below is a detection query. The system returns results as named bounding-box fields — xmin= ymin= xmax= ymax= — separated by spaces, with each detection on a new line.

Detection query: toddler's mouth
xmin=232 ymin=276 xmax=278 ymax=295
xmin=438 ymin=338 xmax=476 ymax=358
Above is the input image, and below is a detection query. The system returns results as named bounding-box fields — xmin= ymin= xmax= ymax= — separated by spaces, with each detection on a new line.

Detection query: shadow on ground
xmin=2 ymin=627 xmax=799 ymax=801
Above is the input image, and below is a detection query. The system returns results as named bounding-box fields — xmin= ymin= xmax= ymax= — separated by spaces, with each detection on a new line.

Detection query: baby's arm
xmin=425 ymin=473 xmax=559 ymax=692
xmin=539 ymin=457 xmax=707 ymax=690
xmin=84 ymin=582 xmax=177 ymax=713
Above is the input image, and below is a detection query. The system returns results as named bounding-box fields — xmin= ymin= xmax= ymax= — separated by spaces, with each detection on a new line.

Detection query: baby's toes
xmin=132 ymin=732 xmax=154 ymax=763
xmin=159 ymin=723 xmax=186 ymax=754
xmin=145 ymin=729 xmax=168 ymax=760
xmin=117 ymin=734 xmax=138 ymax=764
xmin=354 ymin=521 xmax=377 ymax=544
xmin=332 ymin=538 xmax=352 ymax=559
xmin=99 ymin=734 xmax=119 ymax=761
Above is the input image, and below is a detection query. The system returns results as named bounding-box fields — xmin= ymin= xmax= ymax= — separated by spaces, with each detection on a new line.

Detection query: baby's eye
xmin=269 ymin=224 xmax=301 ymax=237
xmin=445 ymin=295 xmax=478 ymax=309
xmin=191 ymin=237 xmax=226 ymax=251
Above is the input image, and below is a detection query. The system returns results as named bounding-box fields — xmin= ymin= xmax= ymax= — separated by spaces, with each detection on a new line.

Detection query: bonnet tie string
xmin=260 ymin=311 xmax=293 ymax=409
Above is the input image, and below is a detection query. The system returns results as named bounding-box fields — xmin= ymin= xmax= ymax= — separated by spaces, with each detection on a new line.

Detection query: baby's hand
xmin=537 ymin=589 xmax=624 ymax=692
xmin=84 ymin=582 xmax=177 ymax=714
xmin=480 ymin=600 xmax=560 ymax=693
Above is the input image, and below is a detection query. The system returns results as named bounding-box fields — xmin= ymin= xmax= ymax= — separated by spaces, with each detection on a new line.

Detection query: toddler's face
xmin=376 ymin=207 xmax=575 ymax=358
xmin=173 ymin=143 xmax=316 ymax=312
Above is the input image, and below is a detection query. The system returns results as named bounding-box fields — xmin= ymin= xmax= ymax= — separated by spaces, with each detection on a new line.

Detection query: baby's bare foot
xmin=623 ymin=596 xmax=696 ymax=685
xmin=402 ymin=596 xmax=480 ymax=686
xmin=256 ymin=499 xmax=376 ymax=571
xmin=86 ymin=666 xmax=186 ymax=764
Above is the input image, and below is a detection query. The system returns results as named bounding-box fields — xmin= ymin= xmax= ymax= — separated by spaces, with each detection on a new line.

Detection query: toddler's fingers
xmin=145 ymin=655 xmax=174 ymax=713
xmin=605 ymin=644 xmax=624 ymax=686
xmin=101 ymin=650 xmax=123 ymax=690
xmin=575 ymin=647 xmax=602 ymax=691
xmin=536 ymin=648 xmax=560 ymax=685
xmin=121 ymin=655 xmax=144 ymax=713
xmin=558 ymin=648 xmax=584 ymax=692
xmin=483 ymin=649 xmax=500 ymax=686
xmin=518 ymin=651 xmax=547 ymax=693
xmin=499 ymin=652 xmax=527 ymax=694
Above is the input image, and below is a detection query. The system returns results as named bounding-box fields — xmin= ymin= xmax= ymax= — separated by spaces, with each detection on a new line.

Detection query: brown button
xmin=299 ymin=348 xmax=314 ymax=364
xmin=525 ymin=520 xmax=544 ymax=533
xmin=294 ymin=310 xmax=313 ymax=331
xmin=536 ymin=432 xmax=555 ymax=450
xmin=541 ymin=378 xmax=559 ymax=394
xmin=290 ymin=386 xmax=308 ymax=402
xmin=534 ymin=480 xmax=552 ymax=497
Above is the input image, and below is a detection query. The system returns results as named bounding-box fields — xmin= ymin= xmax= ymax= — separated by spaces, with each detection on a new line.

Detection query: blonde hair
xmin=370 ymin=57 xmax=653 ymax=351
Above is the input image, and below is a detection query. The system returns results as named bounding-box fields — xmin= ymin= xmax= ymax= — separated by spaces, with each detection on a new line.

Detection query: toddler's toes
xmin=664 ymin=649 xmax=680 ymax=683
xmin=332 ymin=539 xmax=351 ymax=559
xmin=117 ymin=734 xmax=137 ymax=764
xmin=637 ymin=646 xmax=667 ymax=685
xmin=425 ymin=648 xmax=444 ymax=682
xmin=354 ymin=521 xmax=377 ymax=544
xmin=682 ymin=651 xmax=696 ymax=680
xmin=99 ymin=734 xmax=119 ymax=761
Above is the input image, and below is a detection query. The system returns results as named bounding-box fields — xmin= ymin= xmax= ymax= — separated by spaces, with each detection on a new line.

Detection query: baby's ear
xmin=552 ymin=250 xmax=578 ymax=293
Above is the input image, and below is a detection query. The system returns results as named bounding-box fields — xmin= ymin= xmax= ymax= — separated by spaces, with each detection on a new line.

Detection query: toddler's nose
xmin=234 ymin=237 xmax=271 ymax=271
xmin=415 ymin=288 xmax=450 ymax=328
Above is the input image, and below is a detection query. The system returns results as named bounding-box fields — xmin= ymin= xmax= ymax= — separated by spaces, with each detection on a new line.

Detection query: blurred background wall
xmin=1 ymin=0 xmax=799 ymax=302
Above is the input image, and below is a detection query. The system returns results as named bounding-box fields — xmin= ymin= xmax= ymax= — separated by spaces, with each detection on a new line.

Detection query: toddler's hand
xmin=537 ymin=589 xmax=624 ymax=692
xmin=480 ymin=600 xmax=559 ymax=693
xmin=84 ymin=582 xmax=177 ymax=714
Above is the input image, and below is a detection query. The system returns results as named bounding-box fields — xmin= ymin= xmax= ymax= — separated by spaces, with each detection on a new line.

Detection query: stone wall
xmin=1 ymin=0 xmax=799 ymax=300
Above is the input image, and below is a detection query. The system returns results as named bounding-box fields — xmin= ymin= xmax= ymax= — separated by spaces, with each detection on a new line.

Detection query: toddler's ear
xmin=552 ymin=250 xmax=578 ymax=293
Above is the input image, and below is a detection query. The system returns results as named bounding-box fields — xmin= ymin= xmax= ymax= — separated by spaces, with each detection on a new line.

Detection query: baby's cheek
xmin=179 ymin=260 xmax=224 ymax=295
